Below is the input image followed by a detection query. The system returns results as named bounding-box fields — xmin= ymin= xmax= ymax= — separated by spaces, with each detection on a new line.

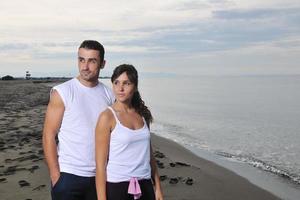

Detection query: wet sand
xmin=0 ymin=79 xmax=281 ymax=200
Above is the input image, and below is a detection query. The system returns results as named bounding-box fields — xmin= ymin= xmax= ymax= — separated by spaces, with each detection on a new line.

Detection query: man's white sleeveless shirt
xmin=52 ymin=78 xmax=114 ymax=177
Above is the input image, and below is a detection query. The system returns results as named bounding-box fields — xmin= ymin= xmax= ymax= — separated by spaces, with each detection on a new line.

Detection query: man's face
xmin=78 ymin=48 xmax=104 ymax=83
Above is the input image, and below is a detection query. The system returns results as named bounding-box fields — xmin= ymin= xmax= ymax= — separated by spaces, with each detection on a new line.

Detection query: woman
xmin=95 ymin=64 xmax=163 ymax=200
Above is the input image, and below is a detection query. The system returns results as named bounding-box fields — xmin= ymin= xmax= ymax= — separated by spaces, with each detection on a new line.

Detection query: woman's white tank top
xmin=106 ymin=106 xmax=151 ymax=182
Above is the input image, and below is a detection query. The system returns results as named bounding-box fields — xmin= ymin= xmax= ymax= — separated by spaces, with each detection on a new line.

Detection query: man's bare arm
xmin=42 ymin=90 xmax=65 ymax=185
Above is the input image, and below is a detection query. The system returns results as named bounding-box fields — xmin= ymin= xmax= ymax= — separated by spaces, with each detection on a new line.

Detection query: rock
xmin=169 ymin=162 xmax=176 ymax=167
xmin=169 ymin=178 xmax=179 ymax=184
xmin=32 ymin=184 xmax=46 ymax=191
xmin=19 ymin=180 xmax=30 ymax=187
xmin=185 ymin=177 xmax=193 ymax=185
xmin=154 ymin=151 xmax=165 ymax=158
xmin=175 ymin=162 xmax=190 ymax=167
xmin=0 ymin=178 xmax=7 ymax=183
xmin=160 ymin=175 xmax=167 ymax=181
xmin=156 ymin=160 xmax=165 ymax=169
xmin=28 ymin=165 xmax=39 ymax=173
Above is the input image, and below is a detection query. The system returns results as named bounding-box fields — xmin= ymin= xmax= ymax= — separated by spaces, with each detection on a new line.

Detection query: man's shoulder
xmin=97 ymin=81 xmax=112 ymax=94
xmin=98 ymin=81 xmax=114 ymax=101
xmin=53 ymin=78 xmax=76 ymax=90
xmin=98 ymin=81 xmax=110 ymax=89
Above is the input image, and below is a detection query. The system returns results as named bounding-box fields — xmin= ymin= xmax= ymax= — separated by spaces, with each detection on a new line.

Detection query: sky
xmin=0 ymin=0 xmax=300 ymax=77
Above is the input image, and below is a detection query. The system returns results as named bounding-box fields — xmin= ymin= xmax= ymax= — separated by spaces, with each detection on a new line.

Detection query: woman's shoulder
xmin=100 ymin=107 xmax=114 ymax=120
xmin=96 ymin=108 xmax=116 ymax=132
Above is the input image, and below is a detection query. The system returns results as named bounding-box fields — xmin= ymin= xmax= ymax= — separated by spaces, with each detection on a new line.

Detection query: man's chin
xmin=80 ymin=75 xmax=98 ymax=82
xmin=80 ymin=73 xmax=90 ymax=79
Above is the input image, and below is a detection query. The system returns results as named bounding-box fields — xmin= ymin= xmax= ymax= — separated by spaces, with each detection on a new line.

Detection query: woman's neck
xmin=113 ymin=101 xmax=133 ymax=113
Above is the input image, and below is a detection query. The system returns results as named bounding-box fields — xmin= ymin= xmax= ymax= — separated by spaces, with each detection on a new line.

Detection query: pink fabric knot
xmin=128 ymin=177 xmax=142 ymax=199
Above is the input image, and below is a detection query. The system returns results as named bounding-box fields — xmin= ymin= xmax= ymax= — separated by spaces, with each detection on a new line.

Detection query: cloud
xmin=212 ymin=7 xmax=300 ymax=20
xmin=0 ymin=43 xmax=29 ymax=51
xmin=0 ymin=0 xmax=300 ymax=76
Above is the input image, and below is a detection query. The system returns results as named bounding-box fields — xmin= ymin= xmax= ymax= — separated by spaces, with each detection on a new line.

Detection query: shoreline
xmin=151 ymin=133 xmax=281 ymax=200
xmin=185 ymin=143 xmax=300 ymax=200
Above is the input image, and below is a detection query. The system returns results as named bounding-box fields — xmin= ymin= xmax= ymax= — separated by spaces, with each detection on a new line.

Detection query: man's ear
xmin=100 ymin=60 xmax=106 ymax=69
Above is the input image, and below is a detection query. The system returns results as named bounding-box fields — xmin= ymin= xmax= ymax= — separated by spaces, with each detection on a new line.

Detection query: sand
xmin=0 ymin=79 xmax=281 ymax=200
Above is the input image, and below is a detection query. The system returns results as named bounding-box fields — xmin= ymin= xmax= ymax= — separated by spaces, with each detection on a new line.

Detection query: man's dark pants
xmin=51 ymin=172 xmax=97 ymax=200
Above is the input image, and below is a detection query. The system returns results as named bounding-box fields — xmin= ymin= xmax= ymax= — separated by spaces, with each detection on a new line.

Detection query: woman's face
xmin=112 ymin=72 xmax=136 ymax=104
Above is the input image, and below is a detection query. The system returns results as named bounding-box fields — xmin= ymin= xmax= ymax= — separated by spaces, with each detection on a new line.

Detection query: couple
xmin=42 ymin=40 xmax=164 ymax=200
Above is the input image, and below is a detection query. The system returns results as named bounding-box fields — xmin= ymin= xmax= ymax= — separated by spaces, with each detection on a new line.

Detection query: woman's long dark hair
xmin=111 ymin=64 xmax=153 ymax=127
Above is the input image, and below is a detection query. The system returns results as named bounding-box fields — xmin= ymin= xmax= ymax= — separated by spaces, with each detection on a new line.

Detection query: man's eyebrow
xmin=87 ymin=58 xmax=98 ymax=62
xmin=78 ymin=57 xmax=98 ymax=60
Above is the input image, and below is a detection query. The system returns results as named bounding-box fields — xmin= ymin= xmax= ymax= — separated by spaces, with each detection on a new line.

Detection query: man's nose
xmin=82 ymin=61 xmax=89 ymax=70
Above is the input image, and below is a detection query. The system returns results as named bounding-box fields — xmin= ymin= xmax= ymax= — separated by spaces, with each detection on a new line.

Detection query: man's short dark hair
xmin=79 ymin=40 xmax=105 ymax=63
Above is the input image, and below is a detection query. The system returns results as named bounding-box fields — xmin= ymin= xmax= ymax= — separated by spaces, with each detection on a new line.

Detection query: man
xmin=43 ymin=40 xmax=114 ymax=200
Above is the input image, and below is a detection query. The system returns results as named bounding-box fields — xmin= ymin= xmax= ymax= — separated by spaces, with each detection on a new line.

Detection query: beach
xmin=0 ymin=79 xmax=281 ymax=200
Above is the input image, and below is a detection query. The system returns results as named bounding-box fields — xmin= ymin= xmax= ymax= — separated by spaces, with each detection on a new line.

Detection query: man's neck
xmin=77 ymin=76 xmax=99 ymax=88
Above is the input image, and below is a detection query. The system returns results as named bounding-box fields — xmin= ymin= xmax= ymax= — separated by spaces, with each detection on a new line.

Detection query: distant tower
xmin=26 ymin=71 xmax=31 ymax=80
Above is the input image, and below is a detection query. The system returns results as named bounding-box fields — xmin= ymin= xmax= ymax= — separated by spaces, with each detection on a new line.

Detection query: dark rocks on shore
xmin=156 ymin=160 xmax=165 ymax=169
xmin=32 ymin=184 xmax=46 ymax=191
xmin=175 ymin=162 xmax=190 ymax=167
xmin=166 ymin=176 xmax=194 ymax=185
xmin=6 ymin=154 xmax=40 ymax=163
xmin=170 ymin=162 xmax=176 ymax=167
xmin=38 ymin=150 xmax=44 ymax=155
xmin=3 ymin=166 xmax=27 ymax=175
xmin=28 ymin=165 xmax=39 ymax=173
xmin=18 ymin=180 xmax=30 ymax=187
xmin=0 ymin=178 xmax=7 ymax=183
xmin=184 ymin=177 xmax=194 ymax=185
xmin=169 ymin=177 xmax=179 ymax=184
xmin=169 ymin=162 xmax=191 ymax=167
xmin=5 ymin=158 xmax=13 ymax=163
xmin=154 ymin=151 xmax=165 ymax=159
xmin=160 ymin=175 xmax=168 ymax=181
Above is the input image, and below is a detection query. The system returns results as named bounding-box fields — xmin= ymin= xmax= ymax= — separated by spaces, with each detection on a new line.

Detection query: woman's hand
xmin=155 ymin=187 xmax=164 ymax=200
